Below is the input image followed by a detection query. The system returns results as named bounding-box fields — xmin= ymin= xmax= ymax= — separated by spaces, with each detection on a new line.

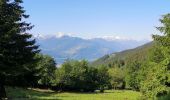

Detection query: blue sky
xmin=23 ymin=0 xmax=170 ymax=40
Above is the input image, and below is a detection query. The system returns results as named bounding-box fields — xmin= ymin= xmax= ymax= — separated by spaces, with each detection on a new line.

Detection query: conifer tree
xmin=0 ymin=0 xmax=39 ymax=98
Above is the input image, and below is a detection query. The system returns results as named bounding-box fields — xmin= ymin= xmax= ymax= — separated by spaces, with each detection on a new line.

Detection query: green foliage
xmin=55 ymin=60 xmax=110 ymax=92
xmin=158 ymin=88 xmax=170 ymax=100
xmin=0 ymin=0 xmax=39 ymax=76
xmin=96 ymin=66 xmax=110 ymax=92
xmin=139 ymin=14 xmax=170 ymax=98
xmin=125 ymin=61 xmax=142 ymax=90
xmin=140 ymin=62 xmax=168 ymax=99
xmin=36 ymin=54 xmax=56 ymax=86
xmin=0 ymin=0 xmax=39 ymax=98
xmin=55 ymin=60 xmax=93 ymax=91
xmin=108 ymin=67 xmax=125 ymax=89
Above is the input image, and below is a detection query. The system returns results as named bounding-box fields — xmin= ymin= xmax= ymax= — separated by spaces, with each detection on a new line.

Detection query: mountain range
xmin=36 ymin=35 xmax=149 ymax=64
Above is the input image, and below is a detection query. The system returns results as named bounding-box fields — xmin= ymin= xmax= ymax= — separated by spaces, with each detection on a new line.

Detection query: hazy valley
xmin=36 ymin=35 xmax=149 ymax=64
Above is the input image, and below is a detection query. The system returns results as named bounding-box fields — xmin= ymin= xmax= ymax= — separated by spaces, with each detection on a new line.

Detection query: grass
xmin=6 ymin=87 xmax=142 ymax=100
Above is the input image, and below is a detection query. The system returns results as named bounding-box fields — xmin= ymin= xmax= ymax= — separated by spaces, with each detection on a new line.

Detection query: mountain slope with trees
xmin=91 ymin=42 xmax=154 ymax=67
xmin=90 ymin=14 xmax=170 ymax=99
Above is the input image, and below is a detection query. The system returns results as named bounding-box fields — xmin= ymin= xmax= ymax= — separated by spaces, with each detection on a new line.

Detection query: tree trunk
xmin=0 ymin=76 xmax=7 ymax=99
xmin=100 ymin=86 xmax=104 ymax=93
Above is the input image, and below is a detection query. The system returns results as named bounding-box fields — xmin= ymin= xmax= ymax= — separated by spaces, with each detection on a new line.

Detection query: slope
xmin=91 ymin=42 xmax=154 ymax=67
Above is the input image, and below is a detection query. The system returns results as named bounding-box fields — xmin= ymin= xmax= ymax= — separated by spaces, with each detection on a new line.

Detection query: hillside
xmin=91 ymin=42 xmax=154 ymax=67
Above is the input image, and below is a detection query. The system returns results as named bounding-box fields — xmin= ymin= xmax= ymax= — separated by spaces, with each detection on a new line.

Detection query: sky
xmin=23 ymin=0 xmax=170 ymax=40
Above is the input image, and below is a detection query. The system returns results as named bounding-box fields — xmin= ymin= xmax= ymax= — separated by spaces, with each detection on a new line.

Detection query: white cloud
xmin=96 ymin=35 xmax=152 ymax=41
xmin=34 ymin=32 xmax=75 ymax=39
xmin=34 ymin=32 xmax=152 ymax=41
xmin=100 ymin=35 xmax=130 ymax=41
xmin=55 ymin=32 xmax=74 ymax=38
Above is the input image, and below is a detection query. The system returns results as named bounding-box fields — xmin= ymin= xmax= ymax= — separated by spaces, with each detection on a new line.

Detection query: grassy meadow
xmin=6 ymin=87 xmax=142 ymax=100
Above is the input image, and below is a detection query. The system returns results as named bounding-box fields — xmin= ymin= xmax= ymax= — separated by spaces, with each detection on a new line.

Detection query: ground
xmin=6 ymin=87 xmax=142 ymax=100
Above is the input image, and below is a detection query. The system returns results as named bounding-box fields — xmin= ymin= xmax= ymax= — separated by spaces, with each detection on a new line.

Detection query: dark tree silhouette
xmin=0 ymin=0 xmax=39 ymax=98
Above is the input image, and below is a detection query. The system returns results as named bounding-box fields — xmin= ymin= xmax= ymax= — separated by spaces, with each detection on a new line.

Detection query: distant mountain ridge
xmin=36 ymin=35 xmax=149 ymax=64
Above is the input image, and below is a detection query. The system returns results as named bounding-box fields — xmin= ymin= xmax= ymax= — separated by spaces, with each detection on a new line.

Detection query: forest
xmin=0 ymin=0 xmax=170 ymax=100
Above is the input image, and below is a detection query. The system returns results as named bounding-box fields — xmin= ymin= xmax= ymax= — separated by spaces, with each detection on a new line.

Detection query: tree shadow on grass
xmin=6 ymin=87 xmax=62 ymax=100
xmin=102 ymin=90 xmax=125 ymax=94
xmin=7 ymin=87 xmax=133 ymax=100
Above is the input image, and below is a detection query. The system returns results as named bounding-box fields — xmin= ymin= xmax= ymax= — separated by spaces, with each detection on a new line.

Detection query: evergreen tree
xmin=0 ymin=0 xmax=39 ymax=98
xmin=141 ymin=14 xmax=170 ymax=98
